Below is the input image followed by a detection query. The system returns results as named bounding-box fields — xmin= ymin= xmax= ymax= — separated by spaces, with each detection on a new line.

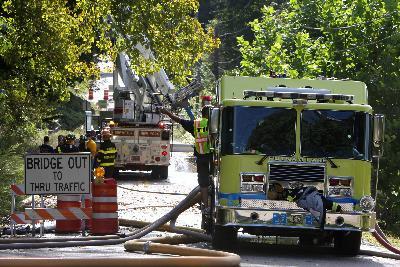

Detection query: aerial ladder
xmin=103 ymin=44 xmax=202 ymax=179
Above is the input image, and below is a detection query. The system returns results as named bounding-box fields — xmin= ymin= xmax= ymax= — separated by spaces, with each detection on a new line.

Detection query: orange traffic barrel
xmin=91 ymin=178 xmax=118 ymax=234
xmin=84 ymin=194 xmax=92 ymax=230
xmin=55 ymin=195 xmax=81 ymax=233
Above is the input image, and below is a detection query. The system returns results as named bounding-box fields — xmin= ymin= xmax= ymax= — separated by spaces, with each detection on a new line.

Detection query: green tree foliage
xmin=112 ymin=0 xmax=218 ymax=84
xmin=0 ymin=0 xmax=218 ymax=221
xmin=0 ymin=0 xmax=217 ymax=151
xmin=0 ymin=152 xmax=24 ymax=224
xmin=238 ymin=0 xmax=399 ymax=80
xmin=198 ymin=0 xmax=268 ymax=77
xmin=237 ymin=0 xmax=400 ymax=231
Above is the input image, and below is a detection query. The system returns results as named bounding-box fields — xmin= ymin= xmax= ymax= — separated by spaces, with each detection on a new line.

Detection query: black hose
xmin=0 ymin=186 xmax=201 ymax=250
xmin=118 ymin=205 xmax=175 ymax=210
xmin=117 ymin=185 xmax=187 ymax=196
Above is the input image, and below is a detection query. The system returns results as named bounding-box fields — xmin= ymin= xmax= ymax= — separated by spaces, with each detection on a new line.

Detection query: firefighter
xmin=58 ymin=133 xmax=79 ymax=153
xmin=285 ymin=186 xmax=342 ymax=229
xmin=96 ymin=130 xmax=117 ymax=178
xmin=78 ymin=135 xmax=89 ymax=152
xmin=39 ymin=136 xmax=54 ymax=153
xmin=55 ymin=135 xmax=65 ymax=153
xmin=160 ymin=106 xmax=213 ymax=213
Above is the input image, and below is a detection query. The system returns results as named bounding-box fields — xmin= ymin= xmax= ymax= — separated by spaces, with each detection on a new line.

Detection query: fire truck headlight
xmin=328 ymin=176 xmax=353 ymax=197
xmin=240 ymin=173 xmax=266 ymax=193
xmin=252 ymin=184 xmax=264 ymax=192
xmin=359 ymin=196 xmax=375 ymax=212
xmin=241 ymin=184 xmax=253 ymax=192
xmin=341 ymin=188 xmax=352 ymax=197
xmin=241 ymin=183 xmax=265 ymax=193
xmin=328 ymin=188 xmax=341 ymax=196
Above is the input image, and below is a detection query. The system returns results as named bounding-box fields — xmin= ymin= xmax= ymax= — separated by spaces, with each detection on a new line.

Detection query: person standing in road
xmin=55 ymin=135 xmax=65 ymax=153
xmin=58 ymin=133 xmax=79 ymax=153
xmin=86 ymin=130 xmax=97 ymax=158
xmin=39 ymin=136 xmax=54 ymax=153
xmin=160 ymin=106 xmax=213 ymax=213
xmin=96 ymin=130 xmax=117 ymax=178
xmin=78 ymin=135 xmax=89 ymax=152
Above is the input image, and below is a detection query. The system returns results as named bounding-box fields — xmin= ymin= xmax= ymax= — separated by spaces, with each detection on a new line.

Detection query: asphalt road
xmin=1 ymin=154 xmax=400 ymax=266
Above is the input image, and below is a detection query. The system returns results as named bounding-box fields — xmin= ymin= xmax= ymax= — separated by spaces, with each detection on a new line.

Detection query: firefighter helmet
xmin=66 ymin=133 xmax=76 ymax=141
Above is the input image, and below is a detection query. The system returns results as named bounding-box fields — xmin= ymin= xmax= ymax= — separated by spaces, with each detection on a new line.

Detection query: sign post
xmin=25 ymin=153 xmax=92 ymax=195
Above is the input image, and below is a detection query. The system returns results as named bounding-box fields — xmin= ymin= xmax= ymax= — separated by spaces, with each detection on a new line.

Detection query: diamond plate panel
xmin=241 ymin=199 xmax=354 ymax=212
xmin=241 ymin=199 xmax=300 ymax=210
xmin=337 ymin=203 xmax=354 ymax=212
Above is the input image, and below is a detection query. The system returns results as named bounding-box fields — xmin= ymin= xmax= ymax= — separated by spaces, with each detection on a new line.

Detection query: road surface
xmin=1 ymin=154 xmax=399 ymax=266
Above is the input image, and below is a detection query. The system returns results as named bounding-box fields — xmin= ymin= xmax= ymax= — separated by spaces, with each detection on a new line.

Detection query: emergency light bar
xmin=243 ymin=89 xmax=354 ymax=102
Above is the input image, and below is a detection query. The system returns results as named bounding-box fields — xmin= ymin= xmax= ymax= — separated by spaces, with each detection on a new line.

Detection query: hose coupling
xmin=143 ymin=241 xmax=152 ymax=254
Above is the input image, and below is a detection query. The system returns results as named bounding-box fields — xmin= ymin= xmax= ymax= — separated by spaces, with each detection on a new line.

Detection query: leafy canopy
xmin=238 ymin=0 xmax=400 ymax=82
xmin=0 ymin=0 xmax=218 ymax=150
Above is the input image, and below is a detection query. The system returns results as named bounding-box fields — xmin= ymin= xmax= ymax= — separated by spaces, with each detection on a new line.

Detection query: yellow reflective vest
xmin=193 ymin=118 xmax=210 ymax=154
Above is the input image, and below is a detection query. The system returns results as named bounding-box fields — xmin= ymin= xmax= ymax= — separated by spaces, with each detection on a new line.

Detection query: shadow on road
xmin=231 ymin=241 xmax=393 ymax=266
xmin=116 ymin=171 xmax=152 ymax=181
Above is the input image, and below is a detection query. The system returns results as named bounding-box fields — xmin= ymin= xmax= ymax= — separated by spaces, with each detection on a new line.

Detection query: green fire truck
xmin=208 ymin=76 xmax=385 ymax=255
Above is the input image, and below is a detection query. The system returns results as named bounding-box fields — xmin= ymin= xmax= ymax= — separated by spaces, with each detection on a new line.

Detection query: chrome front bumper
xmin=216 ymin=206 xmax=376 ymax=232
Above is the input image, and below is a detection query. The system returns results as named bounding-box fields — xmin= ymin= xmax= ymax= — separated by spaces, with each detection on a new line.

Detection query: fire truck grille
xmin=268 ymin=163 xmax=325 ymax=182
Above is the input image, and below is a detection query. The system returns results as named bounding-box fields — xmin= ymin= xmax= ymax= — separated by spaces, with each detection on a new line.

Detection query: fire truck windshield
xmin=221 ymin=106 xmax=296 ymax=156
xmin=301 ymin=110 xmax=371 ymax=160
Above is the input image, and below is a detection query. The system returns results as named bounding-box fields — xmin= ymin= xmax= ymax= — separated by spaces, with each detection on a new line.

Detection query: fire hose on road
xmin=0 ymin=186 xmax=240 ymax=267
xmin=0 ymin=186 xmax=204 ymax=249
xmin=366 ymin=224 xmax=400 ymax=258
xmin=1 ymin=235 xmax=239 ymax=267
xmin=1 ymin=184 xmax=400 ymax=265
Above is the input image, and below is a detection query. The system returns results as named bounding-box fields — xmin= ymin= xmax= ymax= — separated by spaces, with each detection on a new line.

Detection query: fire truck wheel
xmin=113 ymin=168 xmax=120 ymax=179
xmin=151 ymin=166 xmax=168 ymax=180
xmin=334 ymin=231 xmax=361 ymax=255
xmin=201 ymin=181 xmax=215 ymax=234
xmin=212 ymin=225 xmax=237 ymax=250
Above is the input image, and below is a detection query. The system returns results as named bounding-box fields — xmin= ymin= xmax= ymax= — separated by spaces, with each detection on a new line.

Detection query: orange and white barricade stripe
xmin=56 ymin=195 xmax=82 ymax=233
xmin=10 ymin=184 xmax=25 ymax=196
xmin=9 ymin=184 xmax=91 ymax=236
xmin=10 ymin=184 xmax=41 ymax=236
xmin=11 ymin=212 xmax=32 ymax=224
xmin=24 ymin=207 xmax=92 ymax=221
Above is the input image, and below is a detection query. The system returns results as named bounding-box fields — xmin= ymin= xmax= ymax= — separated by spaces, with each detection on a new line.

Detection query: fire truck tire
xmin=113 ymin=168 xmax=120 ymax=179
xmin=212 ymin=225 xmax=237 ymax=250
xmin=201 ymin=180 xmax=215 ymax=234
xmin=151 ymin=166 xmax=169 ymax=180
xmin=334 ymin=231 xmax=361 ymax=255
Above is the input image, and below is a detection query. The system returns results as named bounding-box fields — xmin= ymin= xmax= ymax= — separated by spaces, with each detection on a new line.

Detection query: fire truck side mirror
xmin=210 ymin=108 xmax=220 ymax=135
xmin=373 ymin=114 xmax=385 ymax=157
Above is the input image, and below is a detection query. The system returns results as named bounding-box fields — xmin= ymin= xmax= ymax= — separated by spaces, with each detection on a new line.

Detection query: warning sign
xmin=25 ymin=153 xmax=92 ymax=195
